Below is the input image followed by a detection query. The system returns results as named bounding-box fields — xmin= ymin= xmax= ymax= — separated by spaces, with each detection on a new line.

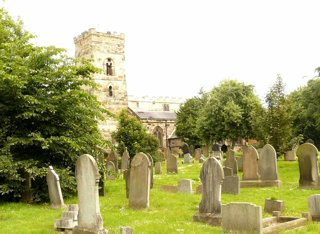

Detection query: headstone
xmin=166 ymin=148 xmax=178 ymax=173
xmin=121 ymin=148 xmax=130 ymax=171
xmin=296 ymin=143 xmax=319 ymax=187
xmin=222 ymin=202 xmax=262 ymax=234
xmin=212 ymin=143 xmax=220 ymax=152
xmin=242 ymin=145 xmax=260 ymax=180
xmin=194 ymin=148 xmax=202 ymax=161
xmin=258 ymin=144 xmax=279 ymax=180
xmin=106 ymin=161 xmax=116 ymax=180
xmin=73 ymin=154 xmax=107 ymax=234
xmin=201 ymin=145 xmax=209 ymax=157
xmin=224 ymin=149 xmax=238 ymax=175
xmin=47 ymin=166 xmax=65 ymax=209
xmin=284 ymin=150 xmax=296 ymax=161
xmin=54 ymin=204 xmax=78 ymax=231
xmin=264 ymin=198 xmax=284 ymax=214
xmin=183 ymin=153 xmax=191 ymax=164
xmin=222 ymin=176 xmax=240 ymax=195
xmin=146 ymin=153 xmax=154 ymax=189
xmin=129 ymin=152 xmax=151 ymax=209
xmin=223 ymin=167 xmax=233 ymax=176
xmin=199 ymin=157 xmax=224 ymax=213
xmin=155 ymin=162 xmax=162 ymax=174
xmin=123 ymin=169 xmax=130 ymax=198
xmin=181 ymin=142 xmax=190 ymax=154
xmin=308 ymin=194 xmax=320 ymax=221
xmin=178 ymin=179 xmax=193 ymax=193
xmin=107 ymin=148 xmax=119 ymax=173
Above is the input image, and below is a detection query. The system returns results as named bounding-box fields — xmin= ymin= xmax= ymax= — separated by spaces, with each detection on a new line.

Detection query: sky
xmin=1 ymin=0 xmax=320 ymax=101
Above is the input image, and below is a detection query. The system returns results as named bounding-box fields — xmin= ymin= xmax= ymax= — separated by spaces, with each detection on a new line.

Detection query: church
xmin=73 ymin=28 xmax=184 ymax=149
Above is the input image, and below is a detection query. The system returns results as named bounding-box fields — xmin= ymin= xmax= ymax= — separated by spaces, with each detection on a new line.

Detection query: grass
xmin=1 ymin=158 xmax=320 ymax=233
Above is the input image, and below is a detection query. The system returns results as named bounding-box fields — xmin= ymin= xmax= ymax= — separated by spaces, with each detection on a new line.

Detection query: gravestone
xmin=284 ymin=150 xmax=296 ymax=161
xmin=155 ymin=162 xmax=162 ymax=174
xmin=129 ymin=152 xmax=151 ymax=209
xmin=166 ymin=148 xmax=178 ymax=173
xmin=296 ymin=143 xmax=319 ymax=187
xmin=181 ymin=143 xmax=191 ymax=164
xmin=201 ymin=145 xmax=209 ymax=157
xmin=107 ymin=148 xmax=119 ymax=173
xmin=264 ymin=198 xmax=284 ymax=214
xmin=212 ymin=143 xmax=222 ymax=160
xmin=55 ymin=204 xmax=78 ymax=232
xmin=258 ymin=144 xmax=279 ymax=180
xmin=193 ymin=156 xmax=224 ymax=226
xmin=236 ymin=156 xmax=243 ymax=171
xmin=212 ymin=143 xmax=220 ymax=152
xmin=194 ymin=148 xmax=202 ymax=161
xmin=308 ymin=194 xmax=320 ymax=221
xmin=224 ymin=149 xmax=238 ymax=175
xmin=223 ymin=167 xmax=233 ymax=176
xmin=121 ymin=148 xmax=130 ymax=171
xmin=178 ymin=179 xmax=193 ymax=193
xmin=146 ymin=153 xmax=154 ymax=189
xmin=222 ymin=202 xmax=262 ymax=234
xmin=106 ymin=161 xmax=116 ymax=180
xmin=243 ymin=145 xmax=260 ymax=180
xmin=73 ymin=154 xmax=107 ymax=234
xmin=222 ymin=176 xmax=240 ymax=195
xmin=47 ymin=166 xmax=65 ymax=209
xmin=123 ymin=169 xmax=130 ymax=198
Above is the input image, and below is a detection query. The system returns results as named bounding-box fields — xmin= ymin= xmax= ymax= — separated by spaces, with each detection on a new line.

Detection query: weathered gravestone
xmin=147 ymin=153 xmax=154 ymax=189
xmin=47 ymin=166 xmax=65 ymax=209
xmin=258 ymin=144 xmax=279 ymax=181
xmin=166 ymin=148 xmax=178 ymax=174
xmin=201 ymin=145 xmax=209 ymax=157
xmin=121 ymin=148 xmax=130 ymax=171
xmin=222 ymin=175 xmax=240 ymax=195
xmin=308 ymin=194 xmax=320 ymax=221
xmin=107 ymin=148 xmax=119 ymax=173
xmin=224 ymin=149 xmax=238 ymax=175
xmin=181 ymin=143 xmax=191 ymax=164
xmin=73 ymin=154 xmax=107 ymax=234
xmin=194 ymin=148 xmax=202 ymax=161
xmin=223 ymin=167 xmax=233 ymax=177
xmin=106 ymin=161 xmax=116 ymax=180
xmin=211 ymin=143 xmax=222 ymax=160
xmin=129 ymin=152 xmax=151 ymax=209
xmin=193 ymin=156 xmax=224 ymax=226
xmin=242 ymin=145 xmax=260 ymax=180
xmin=155 ymin=161 xmax=162 ymax=174
xmin=285 ymin=150 xmax=296 ymax=161
xmin=296 ymin=143 xmax=320 ymax=188
xmin=55 ymin=204 xmax=78 ymax=232
xmin=178 ymin=179 xmax=193 ymax=194
xmin=222 ymin=202 xmax=262 ymax=234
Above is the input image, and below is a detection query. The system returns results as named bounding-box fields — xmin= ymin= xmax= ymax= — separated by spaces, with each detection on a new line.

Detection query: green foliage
xmin=196 ymin=79 xmax=262 ymax=146
xmin=290 ymin=77 xmax=320 ymax=148
xmin=0 ymin=8 xmax=107 ymax=202
xmin=264 ymin=75 xmax=293 ymax=154
xmin=112 ymin=110 xmax=159 ymax=160
xmin=176 ymin=93 xmax=207 ymax=148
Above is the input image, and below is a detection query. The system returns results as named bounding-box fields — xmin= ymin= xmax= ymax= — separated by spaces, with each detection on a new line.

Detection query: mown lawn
xmin=1 ymin=158 xmax=320 ymax=233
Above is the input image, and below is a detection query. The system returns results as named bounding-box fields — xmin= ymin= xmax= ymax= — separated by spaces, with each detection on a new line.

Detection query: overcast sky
xmin=1 ymin=0 xmax=320 ymax=101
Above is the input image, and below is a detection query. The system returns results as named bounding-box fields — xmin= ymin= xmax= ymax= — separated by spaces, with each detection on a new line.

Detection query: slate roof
xmin=129 ymin=108 xmax=177 ymax=121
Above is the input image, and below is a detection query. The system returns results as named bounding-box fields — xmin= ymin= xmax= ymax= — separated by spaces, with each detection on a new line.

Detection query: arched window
xmin=108 ymin=85 xmax=113 ymax=97
xmin=106 ymin=58 xmax=114 ymax=76
xmin=153 ymin=126 xmax=164 ymax=148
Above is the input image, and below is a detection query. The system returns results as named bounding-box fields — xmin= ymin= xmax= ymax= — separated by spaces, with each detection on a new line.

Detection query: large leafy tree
xmin=196 ymin=79 xmax=262 ymax=147
xmin=289 ymin=77 xmax=320 ymax=149
xmin=264 ymin=75 xmax=293 ymax=154
xmin=176 ymin=91 xmax=207 ymax=148
xmin=0 ymin=8 xmax=107 ymax=202
xmin=112 ymin=110 xmax=159 ymax=160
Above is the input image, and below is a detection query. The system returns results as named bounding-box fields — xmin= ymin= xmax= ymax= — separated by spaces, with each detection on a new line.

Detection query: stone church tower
xmin=74 ymin=28 xmax=128 ymax=139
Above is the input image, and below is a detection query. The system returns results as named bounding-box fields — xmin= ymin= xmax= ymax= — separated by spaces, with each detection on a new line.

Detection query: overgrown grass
xmin=1 ymin=159 xmax=320 ymax=233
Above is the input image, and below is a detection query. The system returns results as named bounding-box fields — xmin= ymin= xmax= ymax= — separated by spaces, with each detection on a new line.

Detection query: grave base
xmin=262 ymin=216 xmax=307 ymax=233
xmin=193 ymin=212 xmax=221 ymax=226
xmin=241 ymin=180 xmax=281 ymax=188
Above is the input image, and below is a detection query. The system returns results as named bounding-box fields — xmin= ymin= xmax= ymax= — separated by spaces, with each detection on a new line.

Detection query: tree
xmin=264 ymin=75 xmax=293 ymax=154
xmin=196 ymin=79 xmax=262 ymax=147
xmin=112 ymin=110 xmax=159 ymax=160
xmin=0 ymin=8 xmax=107 ymax=202
xmin=289 ymin=77 xmax=320 ymax=149
xmin=176 ymin=92 xmax=207 ymax=148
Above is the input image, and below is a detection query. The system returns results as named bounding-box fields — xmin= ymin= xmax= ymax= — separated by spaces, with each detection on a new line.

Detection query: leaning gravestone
xmin=47 ymin=166 xmax=65 ymax=209
xmin=258 ymin=144 xmax=279 ymax=180
xmin=146 ymin=153 xmax=154 ymax=189
xmin=224 ymin=149 xmax=238 ymax=175
xmin=166 ymin=148 xmax=178 ymax=173
xmin=73 ymin=154 xmax=107 ymax=234
xmin=193 ymin=156 xmax=224 ymax=226
xmin=222 ymin=202 xmax=262 ymax=234
xmin=296 ymin=143 xmax=319 ymax=188
xmin=129 ymin=152 xmax=151 ymax=209
xmin=121 ymin=148 xmax=130 ymax=171
xmin=242 ymin=145 xmax=260 ymax=180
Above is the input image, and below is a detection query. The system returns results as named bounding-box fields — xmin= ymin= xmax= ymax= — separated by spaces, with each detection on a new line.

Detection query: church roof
xmin=128 ymin=108 xmax=176 ymax=121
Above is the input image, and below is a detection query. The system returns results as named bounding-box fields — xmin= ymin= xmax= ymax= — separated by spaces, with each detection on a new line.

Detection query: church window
xmin=163 ymin=103 xmax=170 ymax=111
xmin=108 ymin=85 xmax=113 ymax=97
xmin=106 ymin=58 xmax=113 ymax=76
